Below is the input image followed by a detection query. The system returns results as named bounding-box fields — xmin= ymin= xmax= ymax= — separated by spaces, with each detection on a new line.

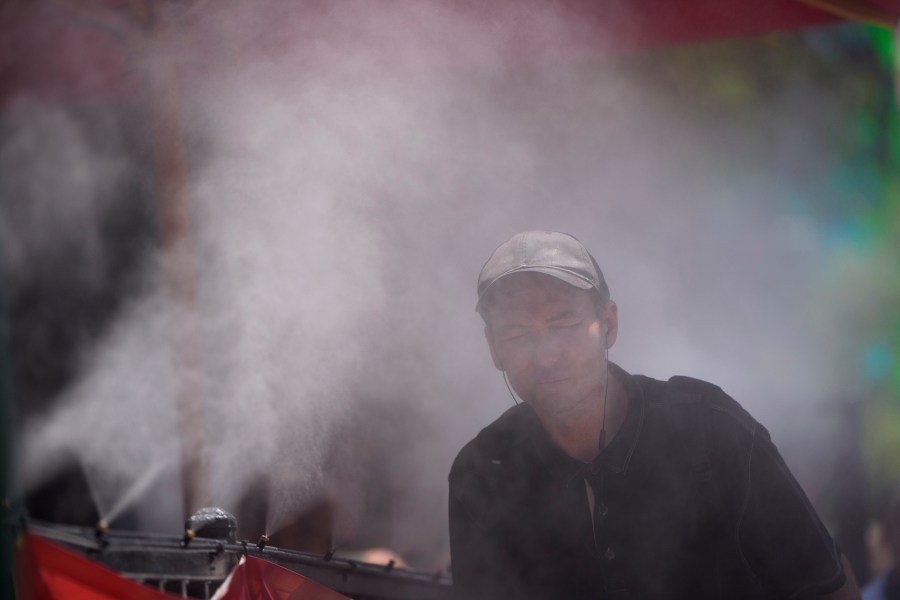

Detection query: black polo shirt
xmin=448 ymin=364 xmax=845 ymax=599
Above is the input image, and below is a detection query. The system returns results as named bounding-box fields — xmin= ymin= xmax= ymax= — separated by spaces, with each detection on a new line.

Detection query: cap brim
xmin=476 ymin=266 xmax=595 ymax=312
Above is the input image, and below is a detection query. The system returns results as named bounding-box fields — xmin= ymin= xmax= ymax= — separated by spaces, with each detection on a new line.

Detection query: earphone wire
xmin=503 ymin=370 xmax=520 ymax=405
xmin=598 ymin=346 xmax=609 ymax=452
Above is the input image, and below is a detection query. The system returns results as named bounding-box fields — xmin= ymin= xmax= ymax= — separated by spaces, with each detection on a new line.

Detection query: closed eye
xmin=552 ymin=321 xmax=581 ymax=330
xmin=503 ymin=333 xmax=528 ymax=343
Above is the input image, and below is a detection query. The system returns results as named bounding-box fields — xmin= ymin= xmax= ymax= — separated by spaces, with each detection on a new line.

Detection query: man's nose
xmin=532 ymin=333 xmax=562 ymax=367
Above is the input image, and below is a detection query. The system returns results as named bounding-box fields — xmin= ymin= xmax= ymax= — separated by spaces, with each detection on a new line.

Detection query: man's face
xmin=483 ymin=272 xmax=617 ymax=422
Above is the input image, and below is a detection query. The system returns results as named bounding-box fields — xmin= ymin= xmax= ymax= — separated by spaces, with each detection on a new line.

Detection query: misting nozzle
xmin=95 ymin=520 xmax=109 ymax=547
xmin=257 ymin=533 xmax=270 ymax=552
xmin=182 ymin=528 xmax=195 ymax=547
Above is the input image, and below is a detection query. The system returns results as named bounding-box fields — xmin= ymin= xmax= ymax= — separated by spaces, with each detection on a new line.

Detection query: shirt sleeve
xmin=734 ymin=420 xmax=846 ymax=599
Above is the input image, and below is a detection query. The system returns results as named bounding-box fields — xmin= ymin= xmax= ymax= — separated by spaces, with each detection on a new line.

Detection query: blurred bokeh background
xmin=1 ymin=0 xmax=899 ymax=590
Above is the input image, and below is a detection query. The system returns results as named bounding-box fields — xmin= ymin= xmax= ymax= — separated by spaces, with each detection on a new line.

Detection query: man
xmin=448 ymin=231 xmax=859 ymax=599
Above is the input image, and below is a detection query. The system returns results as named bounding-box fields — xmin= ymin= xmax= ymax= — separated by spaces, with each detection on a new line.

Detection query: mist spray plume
xmin=5 ymin=0 xmax=879 ymax=566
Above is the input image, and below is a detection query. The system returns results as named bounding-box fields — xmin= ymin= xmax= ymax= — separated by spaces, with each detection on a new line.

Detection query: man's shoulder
xmin=449 ymin=404 xmax=535 ymax=480
xmin=634 ymin=372 xmax=760 ymax=438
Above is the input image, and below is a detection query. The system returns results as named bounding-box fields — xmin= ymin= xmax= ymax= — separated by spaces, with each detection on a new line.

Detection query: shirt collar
xmin=527 ymin=362 xmax=646 ymax=483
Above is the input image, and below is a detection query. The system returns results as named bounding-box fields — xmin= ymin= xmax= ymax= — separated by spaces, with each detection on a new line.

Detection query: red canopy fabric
xmin=14 ymin=532 xmax=350 ymax=600
xmin=14 ymin=532 xmax=181 ymax=600
xmin=211 ymin=555 xmax=349 ymax=600
xmin=2 ymin=0 xmax=899 ymax=104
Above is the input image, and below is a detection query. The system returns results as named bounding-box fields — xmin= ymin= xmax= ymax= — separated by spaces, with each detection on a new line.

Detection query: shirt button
xmin=605 ymin=547 xmax=616 ymax=560
xmin=596 ymin=503 xmax=608 ymax=517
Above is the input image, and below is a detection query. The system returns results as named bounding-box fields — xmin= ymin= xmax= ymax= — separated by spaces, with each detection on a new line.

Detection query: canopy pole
xmin=132 ymin=1 xmax=211 ymax=518
xmin=0 ymin=285 xmax=15 ymax=600
xmin=149 ymin=32 xmax=211 ymax=520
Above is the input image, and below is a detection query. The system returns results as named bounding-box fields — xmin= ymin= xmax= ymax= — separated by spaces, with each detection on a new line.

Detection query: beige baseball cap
xmin=476 ymin=230 xmax=609 ymax=312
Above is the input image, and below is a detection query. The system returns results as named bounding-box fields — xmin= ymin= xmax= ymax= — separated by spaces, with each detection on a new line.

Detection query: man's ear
xmin=484 ymin=325 xmax=505 ymax=371
xmin=602 ymin=300 xmax=619 ymax=349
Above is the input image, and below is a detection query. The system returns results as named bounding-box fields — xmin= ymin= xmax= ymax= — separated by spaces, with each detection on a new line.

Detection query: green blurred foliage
xmin=608 ymin=24 xmax=900 ymax=499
